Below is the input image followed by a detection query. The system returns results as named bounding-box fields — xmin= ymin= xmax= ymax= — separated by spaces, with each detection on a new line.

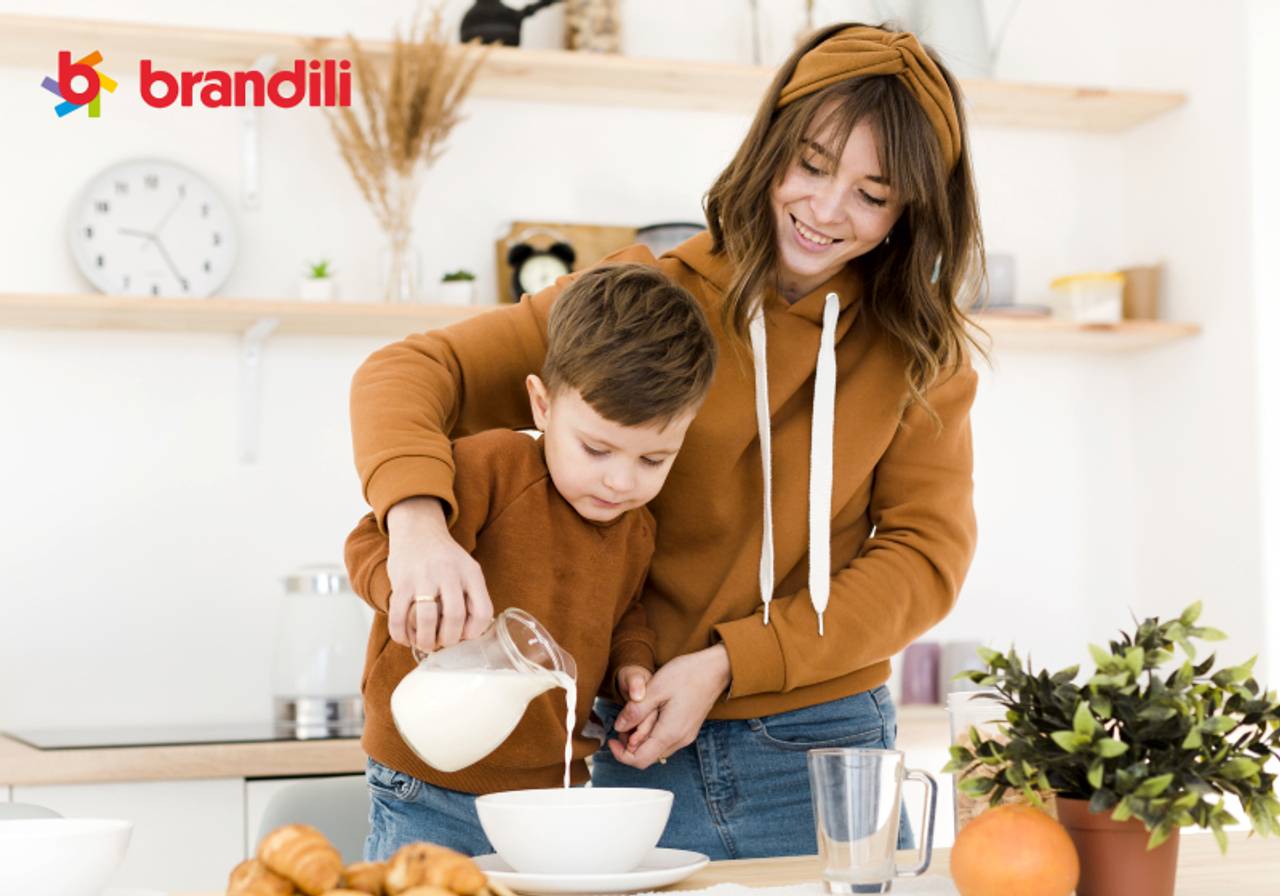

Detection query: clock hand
xmin=150 ymin=234 xmax=188 ymax=291
xmin=118 ymin=226 xmax=156 ymax=251
xmin=152 ymin=193 xmax=185 ymax=237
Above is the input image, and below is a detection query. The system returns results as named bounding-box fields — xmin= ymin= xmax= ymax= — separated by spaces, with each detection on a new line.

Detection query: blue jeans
xmin=591 ymin=685 xmax=910 ymax=860
xmin=363 ymin=759 xmax=495 ymax=859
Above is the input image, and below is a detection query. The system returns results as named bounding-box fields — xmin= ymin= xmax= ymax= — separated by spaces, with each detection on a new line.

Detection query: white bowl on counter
xmin=475 ymin=787 xmax=672 ymax=875
xmin=0 ymin=818 xmax=133 ymax=896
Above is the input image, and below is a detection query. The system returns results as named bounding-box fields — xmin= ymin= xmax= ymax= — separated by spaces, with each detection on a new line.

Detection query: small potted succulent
xmin=439 ymin=269 xmax=477 ymax=306
xmin=300 ymin=260 xmax=336 ymax=302
xmin=945 ymin=603 xmax=1280 ymax=896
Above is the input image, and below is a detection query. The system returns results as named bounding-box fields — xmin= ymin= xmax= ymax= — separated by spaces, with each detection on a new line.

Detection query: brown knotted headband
xmin=777 ymin=25 xmax=962 ymax=173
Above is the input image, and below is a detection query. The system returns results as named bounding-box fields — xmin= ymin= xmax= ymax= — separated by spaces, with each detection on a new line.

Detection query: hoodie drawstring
xmin=749 ymin=292 xmax=840 ymax=635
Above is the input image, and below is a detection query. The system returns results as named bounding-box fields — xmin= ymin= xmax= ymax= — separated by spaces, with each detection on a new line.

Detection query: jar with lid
xmin=271 ymin=565 xmax=367 ymax=738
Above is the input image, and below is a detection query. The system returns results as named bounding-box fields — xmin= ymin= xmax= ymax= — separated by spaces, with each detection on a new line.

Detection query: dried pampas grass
xmin=317 ymin=6 xmax=488 ymax=297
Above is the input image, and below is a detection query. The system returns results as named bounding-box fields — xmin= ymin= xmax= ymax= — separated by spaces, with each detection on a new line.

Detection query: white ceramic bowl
xmin=0 ymin=818 xmax=133 ymax=896
xmin=476 ymin=787 xmax=672 ymax=874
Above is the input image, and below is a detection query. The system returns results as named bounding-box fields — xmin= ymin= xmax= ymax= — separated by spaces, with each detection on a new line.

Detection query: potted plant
xmin=439 ymin=269 xmax=477 ymax=306
xmin=299 ymin=260 xmax=336 ymax=302
xmin=945 ymin=603 xmax=1280 ymax=896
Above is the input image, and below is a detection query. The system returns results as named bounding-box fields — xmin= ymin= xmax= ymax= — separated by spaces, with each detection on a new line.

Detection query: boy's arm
xmin=605 ymin=526 xmax=658 ymax=703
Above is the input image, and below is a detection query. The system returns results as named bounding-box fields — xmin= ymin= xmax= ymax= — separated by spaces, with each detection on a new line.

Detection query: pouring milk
xmin=390 ymin=608 xmax=580 ymax=786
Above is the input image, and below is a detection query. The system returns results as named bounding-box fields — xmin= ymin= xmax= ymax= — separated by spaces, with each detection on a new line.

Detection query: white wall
xmin=1249 ymin=0 xmax=1280 ymax=688
xmin=0 ymin=0 xmax=1270 ymax=730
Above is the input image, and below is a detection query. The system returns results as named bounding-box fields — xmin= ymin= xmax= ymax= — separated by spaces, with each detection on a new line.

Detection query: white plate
xmin=474 ymin=847 xmax=709 ymax=894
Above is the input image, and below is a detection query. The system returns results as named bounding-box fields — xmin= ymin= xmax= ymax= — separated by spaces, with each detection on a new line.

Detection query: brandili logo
xmin=44 ymin=50 xmax=117 ymax=118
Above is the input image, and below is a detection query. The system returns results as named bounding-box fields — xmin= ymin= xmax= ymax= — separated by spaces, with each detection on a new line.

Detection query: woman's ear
xmin=526 ymin=374 xmax=550 ymax=431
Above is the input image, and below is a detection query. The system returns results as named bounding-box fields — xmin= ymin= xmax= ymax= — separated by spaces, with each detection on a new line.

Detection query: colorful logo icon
xmin=43 ymin=50 xmax=117 ymax=118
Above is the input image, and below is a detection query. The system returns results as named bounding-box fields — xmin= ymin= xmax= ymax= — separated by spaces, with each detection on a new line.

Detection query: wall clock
xmin=67 ymin=158 xmax=238 ymax=298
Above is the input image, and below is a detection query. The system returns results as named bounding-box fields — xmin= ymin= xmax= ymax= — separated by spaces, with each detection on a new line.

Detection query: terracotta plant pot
xmin=1055 ymin=797 xmax=1180 ymax=896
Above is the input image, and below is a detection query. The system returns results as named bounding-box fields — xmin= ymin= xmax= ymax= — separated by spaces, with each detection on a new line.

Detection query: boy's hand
xmin=610 ymin=665 xmax=657 ymax=757
xmin=616 ymin=665 xmax=651 ymax=703
xmin=386 ymin=496 xmax=494 ymax=654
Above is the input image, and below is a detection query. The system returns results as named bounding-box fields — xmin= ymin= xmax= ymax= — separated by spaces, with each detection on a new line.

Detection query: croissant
xmin=258 ymin=823 xmax=344 ymax=895
xmin=323 ymin=891 xmax=376 ymax=896
xmin=342 ymin=861 xmax=387 ymax=895
xmin=384 ymin=842 xmax=487 ymax=896
xmin=396 ymin=889 xmax=455 ymax=896
xmin=226 ymin=858 xmax=294 ymax=896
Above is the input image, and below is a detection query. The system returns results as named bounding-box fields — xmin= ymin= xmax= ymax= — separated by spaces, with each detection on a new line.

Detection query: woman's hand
xmin=607 ymin=645 xmax=731 ymax=769
xmin=386 ymin=496 xmax=494 ymax=654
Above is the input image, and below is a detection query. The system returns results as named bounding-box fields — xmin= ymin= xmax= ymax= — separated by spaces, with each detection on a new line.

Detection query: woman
xmin=350 ymin=23 xmax=984 ymax=859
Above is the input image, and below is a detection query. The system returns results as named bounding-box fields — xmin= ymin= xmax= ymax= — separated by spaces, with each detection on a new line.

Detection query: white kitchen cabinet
xmin=244 ymin=774 xmax=364 ymax=859
xmin=13 ymin=778 xmax=244 ymax=892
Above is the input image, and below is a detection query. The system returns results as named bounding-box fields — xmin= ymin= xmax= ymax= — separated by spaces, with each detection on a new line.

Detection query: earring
xmin=883 ymin=231 xmax=891 ymax=245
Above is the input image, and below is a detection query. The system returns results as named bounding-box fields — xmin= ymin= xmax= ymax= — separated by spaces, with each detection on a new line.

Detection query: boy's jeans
xmin=364 ymin=685 xmax=907 ymax=861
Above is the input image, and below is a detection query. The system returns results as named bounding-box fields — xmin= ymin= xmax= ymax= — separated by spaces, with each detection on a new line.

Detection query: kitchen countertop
xmin=177 ymin=830 xmax=1275 ymax=894
xmin=0 ymin=707 xmax=948 ymax=789
xmin=0 ymin=733 xmax=366 ymax=786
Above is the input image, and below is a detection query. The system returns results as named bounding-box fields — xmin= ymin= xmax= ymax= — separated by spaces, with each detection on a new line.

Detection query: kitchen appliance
xmin=272 ymin=565 xmax=367 ymax=738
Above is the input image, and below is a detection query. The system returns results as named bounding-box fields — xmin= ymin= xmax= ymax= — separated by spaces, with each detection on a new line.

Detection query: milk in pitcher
xmin=392 ymin=665 xmax=578 ymax=780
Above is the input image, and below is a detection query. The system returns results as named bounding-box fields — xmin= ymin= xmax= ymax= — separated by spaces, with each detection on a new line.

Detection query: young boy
xmin=344 ymin=263 xmax=718 ymax=859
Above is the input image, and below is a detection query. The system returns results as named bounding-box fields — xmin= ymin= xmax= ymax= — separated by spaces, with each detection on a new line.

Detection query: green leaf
xmin=1147 ymin=823 xmax=1174 ymax=850
xmin=1095 ymin=738 xmax=1128 ymax=758
xmin=1182 ymin=728 xmax=1203 ymax=750
xmin=1090 ymin=693 xmax=1113 ymax=718
xmin=958 ymin=776 xmax=996 ymax=797
xmin=1088 ymin=759 xmax=1105 ymax=790
xmin=1051 ymin=730 xmax=1084 ymax=753
xmin=1074 ymin=701 xmax=1098 ymax=736
xmin=1201 ymin=716 xmax=1238 ymax=735
xmin=1137 ymin=705 xmax=1178 ymax=722
xmin=1180 ymin=601 xmax=1203 ymax=626
xmin=1136 ymin=773 xmax=1175 ymax=797
xmin=1124 ymin=646 xmax=1145 ymax=676
xmin=1112 ymin=798 xmax=1133 ymax=822
xmin=1221 ymin=758 xmax=1261 ymax=780
xmin=1089 ymin=643 xmax=1114 ymax=668
xmin=1211 ymin=822 xmax=1229 ymax=855
xmin=977 ymin=646 xmax=1000 ymax=665
xmin=1197 ymin=627 xmax=1228 ymax=641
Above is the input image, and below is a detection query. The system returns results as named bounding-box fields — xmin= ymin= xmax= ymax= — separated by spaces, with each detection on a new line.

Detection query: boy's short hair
xmin=542 ymin=263 xmax=718 ymax=427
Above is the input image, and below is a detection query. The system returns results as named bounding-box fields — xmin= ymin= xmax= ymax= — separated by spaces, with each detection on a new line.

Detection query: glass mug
xmin=808 ymin=748 xmax=938 ymax=895
xmin=391 ymin=607 xmax=578 ymax=772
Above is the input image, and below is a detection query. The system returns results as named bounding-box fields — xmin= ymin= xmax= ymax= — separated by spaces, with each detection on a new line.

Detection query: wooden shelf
xmin=0 ymin=292 xmax=481 ymax=338
xmin=971 ymin=315 xmax=1201 ymax=351
xmin=0 ymin=293 xmax=1201 ymax=351
xmin=1 ymin=14 xmax=1186 ymax=129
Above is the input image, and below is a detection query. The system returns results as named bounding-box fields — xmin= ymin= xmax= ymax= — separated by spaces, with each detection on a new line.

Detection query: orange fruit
xmin=950 ymin=803 xmax=1079 ymax=896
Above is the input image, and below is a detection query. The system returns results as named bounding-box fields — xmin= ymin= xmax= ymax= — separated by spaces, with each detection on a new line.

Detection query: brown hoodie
xmin=350 ymin=231 xmax=977 ymax=719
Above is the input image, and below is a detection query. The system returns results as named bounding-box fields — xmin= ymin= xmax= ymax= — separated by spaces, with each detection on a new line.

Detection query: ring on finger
xmin=658 ymin=757 xmax=668 ymax=765
xmin=413 ymin=593 xmax=440 ymax=605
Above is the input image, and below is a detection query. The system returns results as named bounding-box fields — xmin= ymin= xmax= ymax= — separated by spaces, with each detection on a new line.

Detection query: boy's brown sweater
xmin=350 ymin=232 xmax=977 ymax=720
xmin=345 ymin=428 xmax=656 ymax=794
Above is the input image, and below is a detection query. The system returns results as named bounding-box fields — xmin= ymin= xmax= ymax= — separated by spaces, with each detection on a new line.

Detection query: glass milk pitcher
xmin=390 ymin=607 xmax=577 ymax=773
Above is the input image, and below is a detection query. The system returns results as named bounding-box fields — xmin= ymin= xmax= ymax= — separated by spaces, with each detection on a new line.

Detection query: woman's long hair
xmin=704 ymin=22 xmax=988 ymax=423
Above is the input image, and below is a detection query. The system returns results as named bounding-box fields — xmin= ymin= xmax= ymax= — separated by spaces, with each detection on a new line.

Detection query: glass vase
xmin=380 ymin=229 xmax=423 ymax=304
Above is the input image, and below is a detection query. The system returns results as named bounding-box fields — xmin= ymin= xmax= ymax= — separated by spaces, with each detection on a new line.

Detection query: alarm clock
xmin=67 ymin=157 xmax=238 ymax=297
xmin=507 ymin=240 xmax=575 ymax=299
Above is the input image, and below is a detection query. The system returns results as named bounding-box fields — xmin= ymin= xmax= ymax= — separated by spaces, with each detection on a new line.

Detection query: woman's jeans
xmin=365 ymin=685 xmax=906 ymax=861
xmin=592 ymin=685 xmax=909 ymax=860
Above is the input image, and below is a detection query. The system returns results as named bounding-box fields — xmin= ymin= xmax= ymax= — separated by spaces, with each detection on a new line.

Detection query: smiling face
xmin=771 ymin=106 xmax=906 ymax=301
xmin=527 ymin=376 xmax=696 ymax=523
